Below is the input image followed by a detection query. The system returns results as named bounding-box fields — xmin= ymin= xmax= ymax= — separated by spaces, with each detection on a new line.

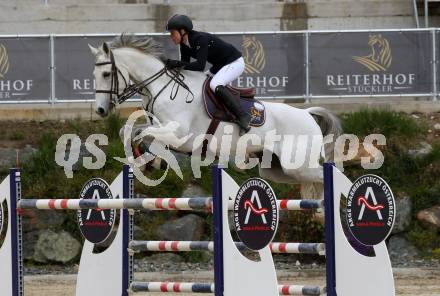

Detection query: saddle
xmin=202 ymin=77 xmax=266 ymax=127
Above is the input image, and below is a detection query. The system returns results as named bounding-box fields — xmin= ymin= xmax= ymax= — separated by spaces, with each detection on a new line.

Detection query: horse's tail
xmin=306 ymin=107 xmax=343 ymax=162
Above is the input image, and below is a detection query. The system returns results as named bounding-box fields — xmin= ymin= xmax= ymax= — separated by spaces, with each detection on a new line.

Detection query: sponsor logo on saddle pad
xmin=346 ymin=174 xmax=396 ymax=246
xmin=77 ymin=178 xmax=116 ymax=244
xmin=234 ymin=178 xmax=279 ymax=251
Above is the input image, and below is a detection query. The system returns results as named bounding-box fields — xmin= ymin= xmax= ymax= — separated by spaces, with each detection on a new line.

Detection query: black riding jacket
xmin=180 ymin=30 xmax=242 ymax=74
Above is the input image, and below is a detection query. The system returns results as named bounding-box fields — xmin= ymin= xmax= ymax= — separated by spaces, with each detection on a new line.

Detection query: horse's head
xmin=367 ymin=34 xmax=391 ymax=68
xmin=89 ymin=42 xmax=130 ymax=117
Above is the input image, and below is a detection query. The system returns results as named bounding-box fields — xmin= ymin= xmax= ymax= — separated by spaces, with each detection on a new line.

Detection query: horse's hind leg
xmin=283 ymin=166 xmax=324 ymax=200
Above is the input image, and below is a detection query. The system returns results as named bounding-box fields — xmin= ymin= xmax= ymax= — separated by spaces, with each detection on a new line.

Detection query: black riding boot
xmin=215 ymin=85 xmax=251 ymax=134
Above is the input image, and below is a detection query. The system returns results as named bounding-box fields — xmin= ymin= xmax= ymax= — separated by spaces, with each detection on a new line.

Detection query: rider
xmin=165 ymin=14 xmax=251 ymax=133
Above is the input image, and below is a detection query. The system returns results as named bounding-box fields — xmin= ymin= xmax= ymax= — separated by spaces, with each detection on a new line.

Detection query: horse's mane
xmin=110 ymin=33 xmax=167 ymax=62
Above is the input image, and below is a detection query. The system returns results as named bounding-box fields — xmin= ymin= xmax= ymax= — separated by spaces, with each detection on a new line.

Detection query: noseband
xmin=94 ymin=49 xmax=194 ymax=113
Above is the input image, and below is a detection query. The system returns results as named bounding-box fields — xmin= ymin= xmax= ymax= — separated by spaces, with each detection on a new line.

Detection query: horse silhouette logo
xmin=242 ymin=36 xmax=266 ymax=74
xmin=352 ymin=34 xmax=392 ymax=72
xmin=0 ymin=44 xmax=10 ymax=79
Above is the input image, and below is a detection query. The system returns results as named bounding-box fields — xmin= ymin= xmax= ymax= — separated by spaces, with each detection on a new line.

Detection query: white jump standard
xmin=0 ymin=163 xmax=395 ymax=296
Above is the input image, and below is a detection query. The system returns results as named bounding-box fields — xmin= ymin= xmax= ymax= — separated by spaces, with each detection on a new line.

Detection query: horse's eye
xmin=103 ymin=72 xmax=111 ymax=78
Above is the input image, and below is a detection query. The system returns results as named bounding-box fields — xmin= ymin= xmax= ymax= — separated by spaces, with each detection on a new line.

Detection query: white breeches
xmin=209 ymin=57 xmax=245 ymax=92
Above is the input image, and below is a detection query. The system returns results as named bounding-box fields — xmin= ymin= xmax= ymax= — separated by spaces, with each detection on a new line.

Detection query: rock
xmin=408 ymin=141 xmax=432 ymax=157
xmin=20 ymin=145 xmax=37 ymax=163
xmin=181 ymin=183 xmax=207 ymax=198
xmin=22 ymin=210 xmax=66 ymax=232
xmin=156 ymin=214 xmax=205 ymax=241
xmin=33 ymin=230 xmax=81 ymax=263
xmin=411 ymin=114 xmax=420 ymax=119
xmin=392 ymin=196 xmax=412 ymax=234
xmin=388 ymin=235 xmax=419 ymax=262
xmin=133 ymin=225 xmax=147 ymax=239
xmin=417 ymin=205 xmax=440 ymax=230
xmin=22 ymin=230 xmax=40 ymax=261
xmin=0 ymin=145 xmax=37 ymax=168
xmin=21 ymin=210 xmax=67 ymax=260
xmin=0 ymin=148 xmax=18 ymax=168
xmin=434 ymin=123 xmax=440 ymax=131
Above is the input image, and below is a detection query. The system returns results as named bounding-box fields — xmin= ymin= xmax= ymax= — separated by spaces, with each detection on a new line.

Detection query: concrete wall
xmin=0 ymin=0 xmax=428 ymax=35
xmin=306 ymin=0 xmax=417 ymax=29
xmin=0 ymin=1 xmax=307 ymax=34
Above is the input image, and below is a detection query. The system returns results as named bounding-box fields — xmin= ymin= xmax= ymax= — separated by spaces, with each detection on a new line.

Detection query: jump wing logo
xmin=0 ymin=44 xmax=10 ymax=79
xmin=85 ymin=188 xmax=107 ymax=221
xmin=234 ymin=177 xmax=279 ymax=251
xmin=347 ymin=174 xmax=396 ymax=246
xmin=242 ymin=36 xmax=266 ymax=74
xmin=357 ymin=186 xmax=384 ymax=221
xmin=352 ymin=34 xmax=392 ymax=72
xmin=243 ymin=190 xmax=268 ymax=224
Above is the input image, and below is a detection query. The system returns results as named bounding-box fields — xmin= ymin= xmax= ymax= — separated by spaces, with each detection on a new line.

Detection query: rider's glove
xmin=166 ymin=59 xmax=185 ymax=69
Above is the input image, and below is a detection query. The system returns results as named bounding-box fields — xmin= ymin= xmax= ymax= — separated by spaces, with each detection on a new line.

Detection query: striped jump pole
xmin=17 ymin=197 xmax=323 ymax=211
xmin=129 ymin=282 xmax=324 ymax=296
xmin=128 ymin=240 xmax=326 ymax=255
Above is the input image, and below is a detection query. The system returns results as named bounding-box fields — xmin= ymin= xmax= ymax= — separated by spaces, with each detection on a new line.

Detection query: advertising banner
xmin=309 ymin=31 xmax=433 ymax=96
xmin=220 ymin=33 xmax=305 ymax=98
xmin=0 ymin=37 xmax=50 ymax=102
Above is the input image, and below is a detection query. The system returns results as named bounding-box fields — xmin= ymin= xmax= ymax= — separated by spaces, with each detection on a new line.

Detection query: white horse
xmin=89 ymin=35 xmax=342 ymax=198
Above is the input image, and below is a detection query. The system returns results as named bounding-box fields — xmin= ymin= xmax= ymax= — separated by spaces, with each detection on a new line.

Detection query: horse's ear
xmin=103 ymin=42 xmax=110 ymax=55
xmin=88 ymin=44 xmax=100 ymax=56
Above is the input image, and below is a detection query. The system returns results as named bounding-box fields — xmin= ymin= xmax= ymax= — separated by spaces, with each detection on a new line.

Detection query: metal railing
xmin=0 ymin=29 xmax=438 ymax=104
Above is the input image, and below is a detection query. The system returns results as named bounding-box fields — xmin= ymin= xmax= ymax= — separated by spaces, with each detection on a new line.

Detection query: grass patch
xmin=8 ymin=132 xmax=25 ymax=141
xmin=406 ymin=223 xmax=440 ymax=253
xmin=341 ymin=109 xmax=423 ymax=139
xmin=105 ymin=113 xmax=124 ymax=141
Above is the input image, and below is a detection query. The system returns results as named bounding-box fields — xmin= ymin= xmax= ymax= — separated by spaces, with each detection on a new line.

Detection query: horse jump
xmin=0 ymin=164 xmax=395 ymax=296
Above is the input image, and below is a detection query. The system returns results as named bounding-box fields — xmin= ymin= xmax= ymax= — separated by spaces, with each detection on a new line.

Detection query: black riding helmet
xmin=165 ymin=14 xmax=193 ymax=33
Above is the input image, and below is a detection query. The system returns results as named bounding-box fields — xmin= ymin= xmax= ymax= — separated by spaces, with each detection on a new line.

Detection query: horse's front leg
xmin=133 ymin=121 xmax=192 ymax=150
xmin=118 ymin=124 xmax=162 ymax=170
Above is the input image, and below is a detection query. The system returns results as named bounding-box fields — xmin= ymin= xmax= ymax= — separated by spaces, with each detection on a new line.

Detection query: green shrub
xmin=105 ymin=113 xmax=124 ymax=141
xmin=407 ymin=223 xmax=440 ymax=251
xmin=9 ymin=132 xmax=25 ymax=141
xmin=342 ymin=109 xmax=423 ymax=139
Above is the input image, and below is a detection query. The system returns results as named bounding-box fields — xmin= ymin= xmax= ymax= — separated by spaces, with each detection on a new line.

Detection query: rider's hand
xmin=166 ymin=59 xmax=185 ymax=69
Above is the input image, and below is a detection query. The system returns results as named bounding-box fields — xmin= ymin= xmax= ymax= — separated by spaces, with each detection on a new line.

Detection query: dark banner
xmin=0 ymin=37 xmax=50 ymax=101
xmin=54 ymin=35 xmax=179 ymax=101
xmin=437 ymin=30 xmax=440 ymax=95
xmin=0 ymin=31 xmax=436 ymax=103
xmin=309 ymin=31 xmax=433 ymax=96
xmin=220 ymin=34 xmax=305 ymax=98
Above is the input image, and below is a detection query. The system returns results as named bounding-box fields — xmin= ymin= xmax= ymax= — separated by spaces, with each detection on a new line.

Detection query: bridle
xmin=95 ymin=48 xmax=194 ymax=113
xmin=95 ymin=50 xmax=129 ymax=106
